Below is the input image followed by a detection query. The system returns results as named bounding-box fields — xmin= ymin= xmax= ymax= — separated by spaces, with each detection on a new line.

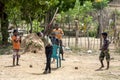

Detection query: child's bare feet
xmin=99 ymin=66 xmax=104 ymax=69
xmin=48 ymin=70 xmax=51 ymax=73
xmin=105 ymin=67 xmax=109 ymax=70
xmin=43 ymin=71 xmax=47 ymax=74
xmin=16 ymin=64 xmax=20 ymax=66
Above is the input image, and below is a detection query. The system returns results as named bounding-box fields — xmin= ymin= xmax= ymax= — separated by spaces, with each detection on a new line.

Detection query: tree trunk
xmin=113 ymin=12 xmax=117 ymax=41
xmin=75 ymin=20 xmax=79 ymax=48
xmin=96 ymin=25 xmax=100 ymax=38
xmin=29 ymin=16 xmax=32 ymax=33
xmin=96 ymin=14 xmax=101 ymax=38
xmin=1 ymin=13 xmax=9 ymax=44
xmin=86 ymin=25 xmax=90 ymax=50
xmin=13 ymin=12 xmax=18 ymax=28
xmin=99 ymin=10 xmax=103 ymax=48
xmin=44 ymin=9 xmax=55 ymax=34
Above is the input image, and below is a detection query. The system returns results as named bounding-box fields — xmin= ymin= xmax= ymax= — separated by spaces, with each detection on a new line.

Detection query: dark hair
xmin=102 ymin=32 xmax=108 ymax=36
xmin=13 ymin=29 xmax=18 ymax=33
xmin=37 ymin=32 xmax=40 ymax=36
xmin=55 ymin=24 xmax=58 ymax=27
xmin=37 ymin=32 xmax=43 ymax=37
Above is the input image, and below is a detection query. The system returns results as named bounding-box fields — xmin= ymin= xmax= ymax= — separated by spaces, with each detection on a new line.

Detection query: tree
xmin=0 ymin=1 xmax=9 ymax=44
xmin=93 ymin=0 xmax=109 ymax=47
xmin=0 ymin=0 xmax=111 ymax=44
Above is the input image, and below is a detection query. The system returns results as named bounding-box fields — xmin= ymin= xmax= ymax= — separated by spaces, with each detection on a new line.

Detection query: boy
xmin=99 ymin=32 xmax=110 ymax=70
xmin=11 ymin=29 xmax=21 ymax=66
xmin=39 ymin=32 xmax=52 ymax=74
xmin=52 ymin=24 xmax=65 ymax=60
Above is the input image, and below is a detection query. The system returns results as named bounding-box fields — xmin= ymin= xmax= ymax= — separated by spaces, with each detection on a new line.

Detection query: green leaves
xmin=93 ymin=0 xmax=109 ymax=10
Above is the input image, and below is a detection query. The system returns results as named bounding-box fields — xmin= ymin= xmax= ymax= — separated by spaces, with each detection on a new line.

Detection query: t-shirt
xmin=53 ymin=28 xmax=64 ymax=40
xmin=12 ymin=35 xmax=20 ymax=49
xmin=42 ymin=36 xmax=52 ymax=47
xmin=102 ymin=39 xmax=110 ymax=50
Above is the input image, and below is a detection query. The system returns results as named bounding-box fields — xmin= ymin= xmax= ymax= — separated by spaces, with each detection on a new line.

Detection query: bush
xmin=88 ymin=30 xmax=97 ymax=37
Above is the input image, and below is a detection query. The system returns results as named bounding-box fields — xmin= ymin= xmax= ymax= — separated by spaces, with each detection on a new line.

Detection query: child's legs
xmin=45 ymin=46 xmax=52 ymax=71
xmin=60 ymin=46 xmax=64 ymax=59
xmin=59 ymin=40 xmax=63 ymax=54
xmin=48 ymin=46 xmax=52 ymax=71
xmin=105 ymin=51 xmax=110 ymax=69
xmin=99 ymin=51 xmax=105 ymax=67
xmin=45 ymin=47 xmax=49 ymax=71
xmin=13 ymin=50 xmax=17 ymax=66
xmin=16 ymin=50 xmax=20 ymax=65
xmin=48 ymin=55 xmax=52 ymax=71
xmin=13 ymin=50 xmax=17 ymax=58
xmin=13 ymin=49 xmax=20 ymax=65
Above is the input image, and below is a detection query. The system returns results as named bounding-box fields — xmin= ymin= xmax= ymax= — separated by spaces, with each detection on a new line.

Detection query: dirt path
xmin=0 ymin=52 xmax=120 ymax=80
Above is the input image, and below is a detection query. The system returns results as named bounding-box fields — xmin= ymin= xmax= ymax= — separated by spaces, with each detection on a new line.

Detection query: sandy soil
xmin=0 ymin=51 xmax=120 ymax=80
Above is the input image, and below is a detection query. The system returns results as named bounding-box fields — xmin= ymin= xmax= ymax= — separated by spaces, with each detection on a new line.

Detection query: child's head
xmin=55 ymin=24 xmax=59 ymax=30
xmin=37 ymin=32 xmax=43 ymax=38
xmin=102 ymin=32 xmax=107 ymax=39
xmin=13 ymin=29 xmax=18 ymax=36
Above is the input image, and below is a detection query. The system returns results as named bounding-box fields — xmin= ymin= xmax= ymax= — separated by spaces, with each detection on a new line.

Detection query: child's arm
xmin=12 ymin=36 xmax=21 ymax=43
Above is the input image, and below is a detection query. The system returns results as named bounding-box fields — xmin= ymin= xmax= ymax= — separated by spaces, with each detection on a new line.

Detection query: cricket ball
xmin=29 ymin=65 xmax=33 ymax=68
xmin=75 ymin=67 xmax=78 ymax=70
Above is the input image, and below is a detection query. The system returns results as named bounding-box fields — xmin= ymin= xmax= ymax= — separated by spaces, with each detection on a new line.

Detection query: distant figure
xmin=38 ymin=32 xmax=53 ymax=74
xmin=11 ymin=29 xmax=21 ymax=66
xmin=99 ymin=32 xmax=110 ymax=70
xmin=52 ymin=24 xmax=65 ymax=60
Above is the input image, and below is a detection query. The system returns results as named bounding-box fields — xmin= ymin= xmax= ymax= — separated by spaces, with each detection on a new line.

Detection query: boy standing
xmin=99 ymin=32 xmax=110 ymax=70
xmin=11 ymin=29 xmax=21 ymax=66
xmin=52 ymin=24 xmax=65 ymax=60
xmin=39 ymin=32 xmax=52 ymax=74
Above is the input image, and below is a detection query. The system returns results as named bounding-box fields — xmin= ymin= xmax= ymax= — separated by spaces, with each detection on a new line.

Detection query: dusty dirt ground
xmin=0 ymin=51 xmax=120 ymax=80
